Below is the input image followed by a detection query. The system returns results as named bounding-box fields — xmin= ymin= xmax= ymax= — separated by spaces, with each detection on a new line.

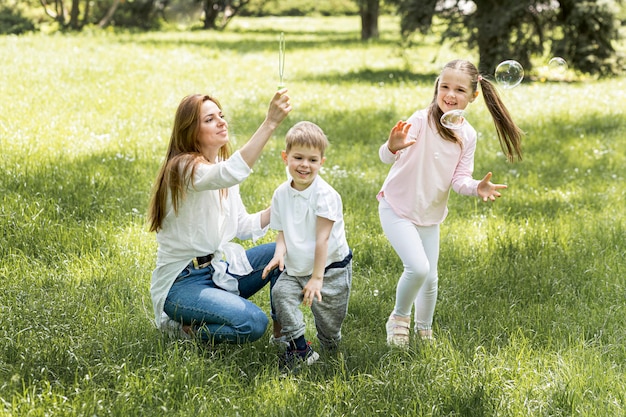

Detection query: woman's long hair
xmin=148 ymin=94 xmax=231 ymax=232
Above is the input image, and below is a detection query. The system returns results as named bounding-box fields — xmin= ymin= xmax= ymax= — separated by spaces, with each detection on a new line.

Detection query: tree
xmin=39 ymin=0 xmax=83 ymax=29
xmin=0 ymin=6 xmax=36 ymax=34
xmin=98 ymin=0 xmax=121 ymax=28
xmin=38 ymin=0 xmax=164 ymax=30
xmin=358 ymin=0 xmax=380 ymax=40
xmin=392 ymin=0 xmax=623 ymax=76
xmin=554 ymin=0 xmax=623 ymax=75
xmin=464 ymin=0 xmax=544 ymax=74
xmin=199 ymin=0 xmax=250 ymax=29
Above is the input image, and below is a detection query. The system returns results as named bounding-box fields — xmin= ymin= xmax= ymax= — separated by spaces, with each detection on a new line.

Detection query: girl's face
xmin=281 ymin=144 xmax=325 ymax=191
xmin=197 ymin=100 xmax=229 ymax=160
xmin=436 ymin=68 xmax=478 ymax=114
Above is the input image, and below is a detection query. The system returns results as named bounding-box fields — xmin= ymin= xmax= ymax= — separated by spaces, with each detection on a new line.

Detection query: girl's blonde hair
xmin=148 ymin=94 xmax=231 ymax=232
xmin=428 ymin=59 xmax=523 ymax=162
xmin=285 ymin=121 xmax=329 ymax=156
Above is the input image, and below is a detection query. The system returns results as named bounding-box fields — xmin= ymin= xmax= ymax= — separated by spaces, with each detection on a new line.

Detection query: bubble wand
xmin=278 ymin=32 xmax=285 ymax=89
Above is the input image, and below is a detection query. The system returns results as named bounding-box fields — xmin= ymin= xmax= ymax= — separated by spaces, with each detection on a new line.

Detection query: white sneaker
xmin=417 ymin=328 xmax=434 ymax=342
xmin=386 ymin=314 xmax=410 ymax=347
xmin=159 ymin=313 xmax=191 ymax=340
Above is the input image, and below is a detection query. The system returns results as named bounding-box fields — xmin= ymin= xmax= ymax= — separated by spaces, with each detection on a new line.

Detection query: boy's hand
xmin=302 ymin=277 xmax=323 ymax=307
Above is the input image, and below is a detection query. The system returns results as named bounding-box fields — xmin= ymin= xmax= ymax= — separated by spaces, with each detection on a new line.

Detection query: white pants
xmin=378 ymin=198 xmax=439 ymax=331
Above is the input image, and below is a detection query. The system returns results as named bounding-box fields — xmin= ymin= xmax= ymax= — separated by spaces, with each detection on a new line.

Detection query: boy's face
xmin=281 ymin=144 xmax=325 ymax=191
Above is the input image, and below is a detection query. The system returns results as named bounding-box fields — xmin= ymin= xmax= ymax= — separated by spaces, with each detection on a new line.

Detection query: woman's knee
xmin=245 ymin=310 xmax=269 ymax=341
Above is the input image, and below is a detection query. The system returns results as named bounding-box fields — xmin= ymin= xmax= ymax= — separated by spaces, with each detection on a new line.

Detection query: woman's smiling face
xmin=197 ymin=99 xmax=229 ymax=161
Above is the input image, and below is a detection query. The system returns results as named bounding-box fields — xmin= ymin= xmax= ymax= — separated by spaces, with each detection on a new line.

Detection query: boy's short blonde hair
xmin=285 ymin=121 xmax=329 ymax=156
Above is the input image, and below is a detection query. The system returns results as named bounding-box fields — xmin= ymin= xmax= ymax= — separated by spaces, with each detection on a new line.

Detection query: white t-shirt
xmin=150 ymin=151 xmax=267 ymax=327
xmin=270 ymin=175 xmax=350 ymax=277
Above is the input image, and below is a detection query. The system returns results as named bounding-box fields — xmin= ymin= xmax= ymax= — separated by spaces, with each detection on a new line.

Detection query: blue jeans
xmin=164 ymin=243 xmax=281 ymax=344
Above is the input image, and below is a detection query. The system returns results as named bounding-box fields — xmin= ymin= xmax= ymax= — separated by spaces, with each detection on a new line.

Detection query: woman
xmin=148 ymin=89 xmax=291 ymax=344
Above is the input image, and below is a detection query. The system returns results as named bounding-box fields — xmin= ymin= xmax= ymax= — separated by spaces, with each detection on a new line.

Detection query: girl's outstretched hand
xmin=477 ymin=172 xmax=507 ymax=202
xmin=387 ymin=120 xmax=415 ymax=153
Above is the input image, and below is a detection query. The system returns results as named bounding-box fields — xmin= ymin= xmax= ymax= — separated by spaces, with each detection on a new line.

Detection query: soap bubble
xmin=495 ymin=60 xmax=524 ymax=89
xmin=548 ymin=57 xmax=568 ymax=77
xmin=440 ymin=109 xmax=466 ymax=129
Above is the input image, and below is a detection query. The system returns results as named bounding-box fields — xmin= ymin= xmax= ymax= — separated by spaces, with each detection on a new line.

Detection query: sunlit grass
xmin=1 ymin=16 xmax=625 ymax=416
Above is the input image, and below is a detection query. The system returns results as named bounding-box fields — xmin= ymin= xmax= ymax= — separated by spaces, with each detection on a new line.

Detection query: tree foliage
xmin=197 ymin=0 xmax=251 ymax=29
xmin=555 ymin=0 xmax=623 ymax=75
xmin=392 ymin=0 xmax=624 ymax=77
xmin=0 ymin=6 xmax=35 ymax=34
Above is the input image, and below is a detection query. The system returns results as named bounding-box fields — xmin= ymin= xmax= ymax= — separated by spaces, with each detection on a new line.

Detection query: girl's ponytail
xmin=479 ymin=77 xmax=524 ymax=162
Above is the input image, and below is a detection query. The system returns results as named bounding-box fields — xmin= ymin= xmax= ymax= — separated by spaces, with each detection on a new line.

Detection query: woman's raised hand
xmin=266 ymin=88 xmax=292 ymax=127
xmin=239 ymin=89 xmax=292 ymax=168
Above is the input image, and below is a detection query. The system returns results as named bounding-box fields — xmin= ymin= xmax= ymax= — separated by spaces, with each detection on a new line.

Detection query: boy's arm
xmin=262 ymin=231 xmax=287 ymax=279
xmin=302 ymin=216 xmax=334 ymax=307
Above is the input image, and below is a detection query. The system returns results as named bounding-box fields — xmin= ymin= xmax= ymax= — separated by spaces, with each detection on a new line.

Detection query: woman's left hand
xmin=477 ymin=172 xmax=507 ymax=202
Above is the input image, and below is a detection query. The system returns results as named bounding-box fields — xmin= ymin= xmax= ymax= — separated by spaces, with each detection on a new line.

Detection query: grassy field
xmin=1 ymin=16 xmax=625 ymax=416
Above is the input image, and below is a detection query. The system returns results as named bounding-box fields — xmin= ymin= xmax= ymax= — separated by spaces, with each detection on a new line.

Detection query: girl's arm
xmin=451 ymin=130 xmax=480 ymax=196
xmin=380 ymin=120 xmax=415 ymax=163
xmin=302 ymin=216 xmax=334 ymax=307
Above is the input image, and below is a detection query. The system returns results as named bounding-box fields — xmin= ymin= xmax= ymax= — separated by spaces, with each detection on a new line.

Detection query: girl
xmin=148 ymin=90 xmax=291 ymax=344
xmin=379 ymin=59 xmax=523 ymax=346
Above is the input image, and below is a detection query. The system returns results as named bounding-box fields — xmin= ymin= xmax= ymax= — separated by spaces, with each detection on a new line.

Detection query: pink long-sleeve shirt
xmin=378 ymin=109 xmax=480 ymax=226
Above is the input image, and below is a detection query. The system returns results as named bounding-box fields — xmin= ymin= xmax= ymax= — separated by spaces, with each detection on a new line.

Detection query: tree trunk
xmin=202 ymin=0 xmax=219 ymax=29
xmin=39 ymin=0 xmax=66 ymax=25
xmin=98 ymin=0 xmax=121 ymax=28
xmin=69 ymin=0 xmax=80 ymax=29
xmin=472 ymin=1 xmax=514 ymax=74
xmin=359 ymin=0 xmax=379 ymax=40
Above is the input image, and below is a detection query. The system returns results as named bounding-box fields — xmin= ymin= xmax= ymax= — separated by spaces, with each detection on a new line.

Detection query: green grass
xmin=1 ymin=16 xmax=625 ymax=416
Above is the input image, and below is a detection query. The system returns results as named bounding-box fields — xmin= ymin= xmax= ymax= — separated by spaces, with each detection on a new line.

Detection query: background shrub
xmin=0 ymin=6 xmax=35 ymax=34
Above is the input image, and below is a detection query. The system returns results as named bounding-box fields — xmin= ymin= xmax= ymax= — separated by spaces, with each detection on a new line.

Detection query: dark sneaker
xmin=281 ymin=341 xmax=320 ymax=372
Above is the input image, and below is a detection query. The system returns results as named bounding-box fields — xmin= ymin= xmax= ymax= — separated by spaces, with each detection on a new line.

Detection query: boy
xmin=262 ymin=121 xmax=352 ymax=370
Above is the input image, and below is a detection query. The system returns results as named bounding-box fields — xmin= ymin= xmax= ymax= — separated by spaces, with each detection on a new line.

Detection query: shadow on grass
xmin=121 ymin=31 xmax=401 ymax=54
xmin=301 ymin=67 xmax=438 ymax=87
